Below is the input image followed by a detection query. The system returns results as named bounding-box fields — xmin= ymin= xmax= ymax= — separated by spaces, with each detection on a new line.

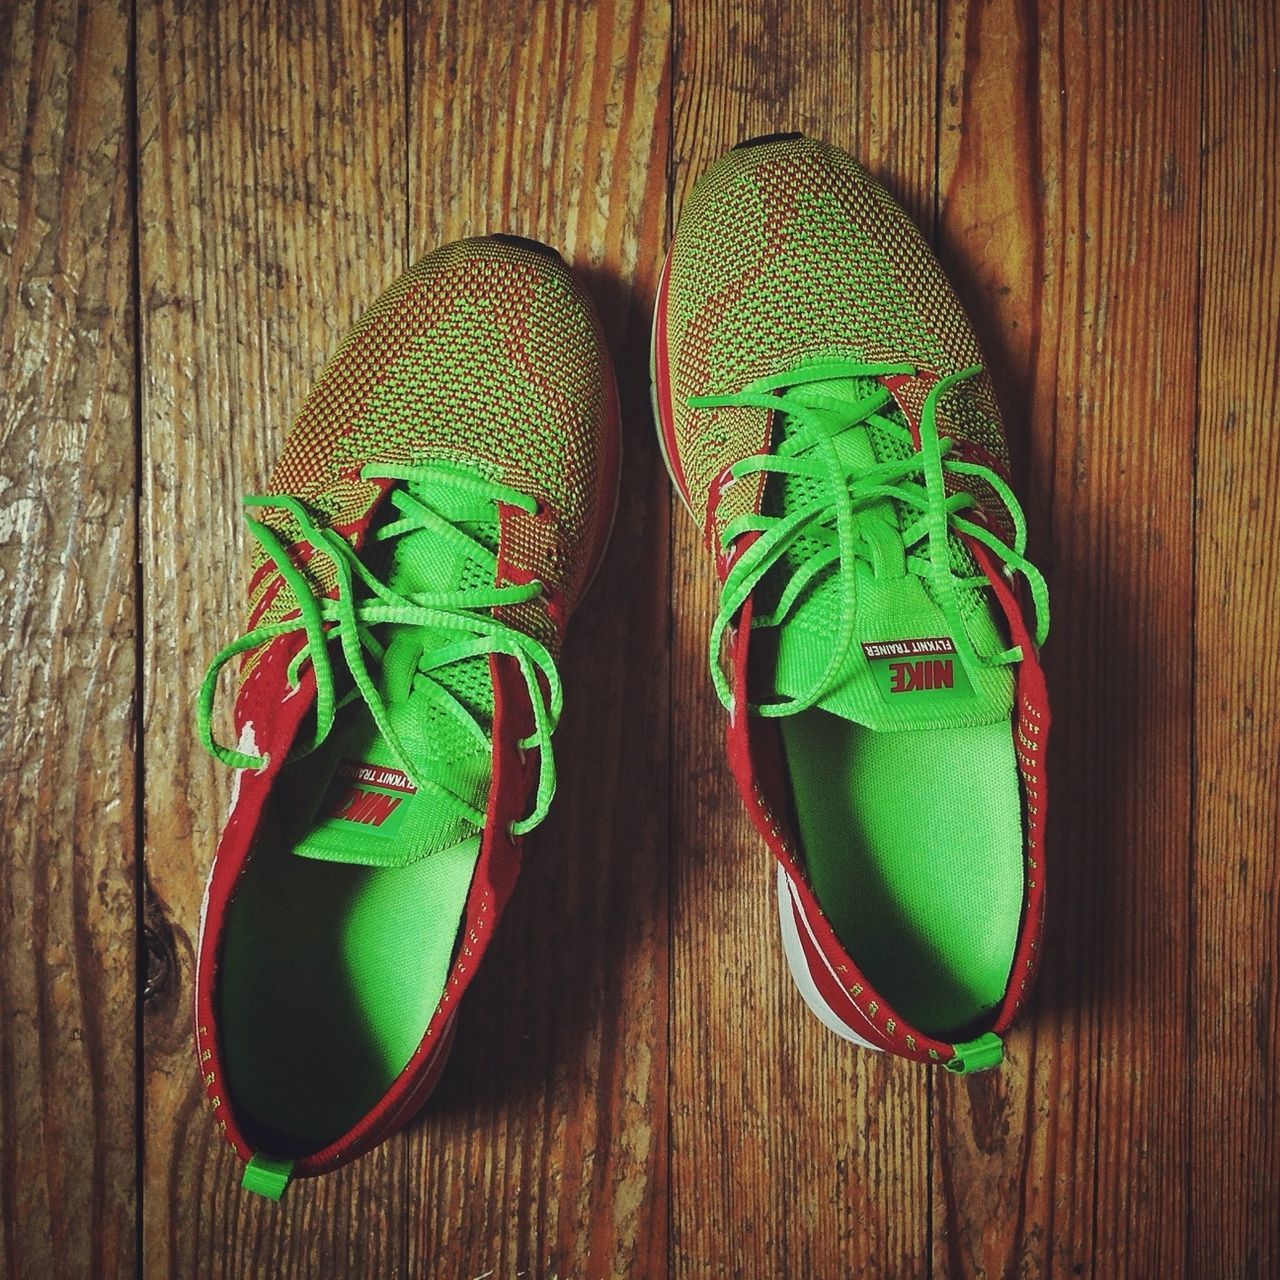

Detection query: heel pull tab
xmin=945 ymin=1032 xmax=1004 ymax=1074
xmin=242 ymin=1153 xmax=295 ymax=1200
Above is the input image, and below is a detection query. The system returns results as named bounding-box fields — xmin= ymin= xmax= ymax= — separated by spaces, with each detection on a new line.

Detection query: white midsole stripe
xmin=775 ymin=863 xmax=883 ymax=1051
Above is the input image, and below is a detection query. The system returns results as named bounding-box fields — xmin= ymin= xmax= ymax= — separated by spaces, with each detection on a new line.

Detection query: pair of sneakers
xmin=194 ymin=134 xmax=1051 ymax=1200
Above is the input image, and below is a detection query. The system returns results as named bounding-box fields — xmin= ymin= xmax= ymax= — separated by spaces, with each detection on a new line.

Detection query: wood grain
xmin=1 ymin=0 xmax=1278 ymax=1275
xmin=935 ymin=1 xmax=1200 ymax=1274
xmin=668 ymin=4 xmax=938 ymax=1277
xmin=136 ymin=2 xmax=409 ymax=1275
xmin=404 ymin=4 xmax=672 ymax=1276
xmin=1192 ymin=3 xmax=1280 ymax=1275
xmin=0 ymin=1 xmax=137 ymax=1276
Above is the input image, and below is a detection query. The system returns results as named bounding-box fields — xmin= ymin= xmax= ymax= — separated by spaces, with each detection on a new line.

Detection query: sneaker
xmin=194 ymin=235 xmax=619 ymax=1196
xmin=651 ymin=134 xmax=1050 ymax=1071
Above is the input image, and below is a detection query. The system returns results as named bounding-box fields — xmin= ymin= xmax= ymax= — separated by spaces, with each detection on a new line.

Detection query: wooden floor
xmin=2 ymin=0 xmax=1277 ymax=1275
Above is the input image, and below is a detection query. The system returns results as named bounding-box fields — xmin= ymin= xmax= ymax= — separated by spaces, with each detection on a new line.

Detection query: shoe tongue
xmin=286 ymin=483 xmax=498 ymax=868
xmin=764 ymin=377 xmax=1014 ymax=733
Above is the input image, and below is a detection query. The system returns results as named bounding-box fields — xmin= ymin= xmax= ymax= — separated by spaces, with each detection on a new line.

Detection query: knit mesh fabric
xmin=240 ymin=237 xmax=613 ymax=683
xmin=665 ymin=136 xmax=1014 ymax=542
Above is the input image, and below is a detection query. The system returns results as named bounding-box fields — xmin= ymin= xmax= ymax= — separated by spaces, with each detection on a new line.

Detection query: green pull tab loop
xmin=242 ymin=1153 xmax=295 ymax=1200
xmin=945 ymin=1031 xmax=1004 ymax=1075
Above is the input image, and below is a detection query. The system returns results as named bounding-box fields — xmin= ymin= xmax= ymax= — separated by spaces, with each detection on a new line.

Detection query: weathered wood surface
xmin=0 ymin=2 xmax=137 ymax=1276
xmin=0 ymin=0 xmax=1276 ymax=1276
xmin=136 ymin=3 xmax=411 ymax=1275
xmin=1192 ymin=4 xmax=1280 ymax=1277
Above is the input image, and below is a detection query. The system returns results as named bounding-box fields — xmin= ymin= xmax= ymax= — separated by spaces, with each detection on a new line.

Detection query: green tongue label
xmin=861 ymin=636 xmax=974 ymax=706
xmin=317 ymin=760 xmax=416 ymax=839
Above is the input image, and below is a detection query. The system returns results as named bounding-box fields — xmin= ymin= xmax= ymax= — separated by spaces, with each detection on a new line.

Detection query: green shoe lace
xmin=197 ymin=460 xmax=562 ymax=836
xmin=689 ymin=361 xmax=1050 ymax=715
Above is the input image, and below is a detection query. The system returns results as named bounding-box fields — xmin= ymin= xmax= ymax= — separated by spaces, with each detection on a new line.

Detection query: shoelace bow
xmin=689 ymin=360 xmax=1050 ymax=715
xmin=197 ymin=460 xmax=562 ymax=836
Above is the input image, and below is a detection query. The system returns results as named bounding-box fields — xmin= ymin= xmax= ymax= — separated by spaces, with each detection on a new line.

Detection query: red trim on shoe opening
xmin=966 ymin=536 xmax=1051 ymax=1034
xmin=194 ymin=639 xmax=542 ymax=1177
xmin=698 ymin=368 xmax=1049 ymax=1063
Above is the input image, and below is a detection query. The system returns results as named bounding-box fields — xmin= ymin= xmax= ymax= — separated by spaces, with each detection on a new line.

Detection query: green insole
xmin=218 ymin=804 xmax=479 ymax=1153
xmin=779 ymin=710 xmax=1024 ymax=1036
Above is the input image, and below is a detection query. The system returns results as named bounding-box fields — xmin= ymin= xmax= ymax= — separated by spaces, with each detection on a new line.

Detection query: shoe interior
xmin=779 ymin=711 xmax=1024 ymax=1037
xmin=217 ymin=788 xmax=478 ymax=1155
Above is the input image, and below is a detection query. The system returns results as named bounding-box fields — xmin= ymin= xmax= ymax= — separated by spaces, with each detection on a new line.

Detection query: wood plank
xmin=668 ymin=4 xmax=938 ymax=1276
xmin=0 ymin=1 xmax=137 ymax=1275
xmin=10 ymin=0 xmax=1276 ymax=1274
xmin=935 ymin=0 xmax=1200 ymax=1273
xmin=1192 ymin=2 xmax=1280 ymax=1274
xmin=404 ymin=3 xmax=672 ymax=1276
xmin=136 ymin=3 xmax=409 ymax=1274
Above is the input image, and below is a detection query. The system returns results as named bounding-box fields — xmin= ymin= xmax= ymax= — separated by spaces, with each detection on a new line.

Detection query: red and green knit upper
xmin=664 ymin=135 xmax=1014 ymax=545
xmin=242 ymin=236 xmax=616 ymax=676
xmin=193 ymin=236 xmax=620 ymax=1185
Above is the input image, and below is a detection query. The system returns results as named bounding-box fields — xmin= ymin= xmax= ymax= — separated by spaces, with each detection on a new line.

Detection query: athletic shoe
xmin=651 ymin=134 xmax=1050 ymax=1071
xmin=194 ymin=235 xmax=619 ymax=1196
